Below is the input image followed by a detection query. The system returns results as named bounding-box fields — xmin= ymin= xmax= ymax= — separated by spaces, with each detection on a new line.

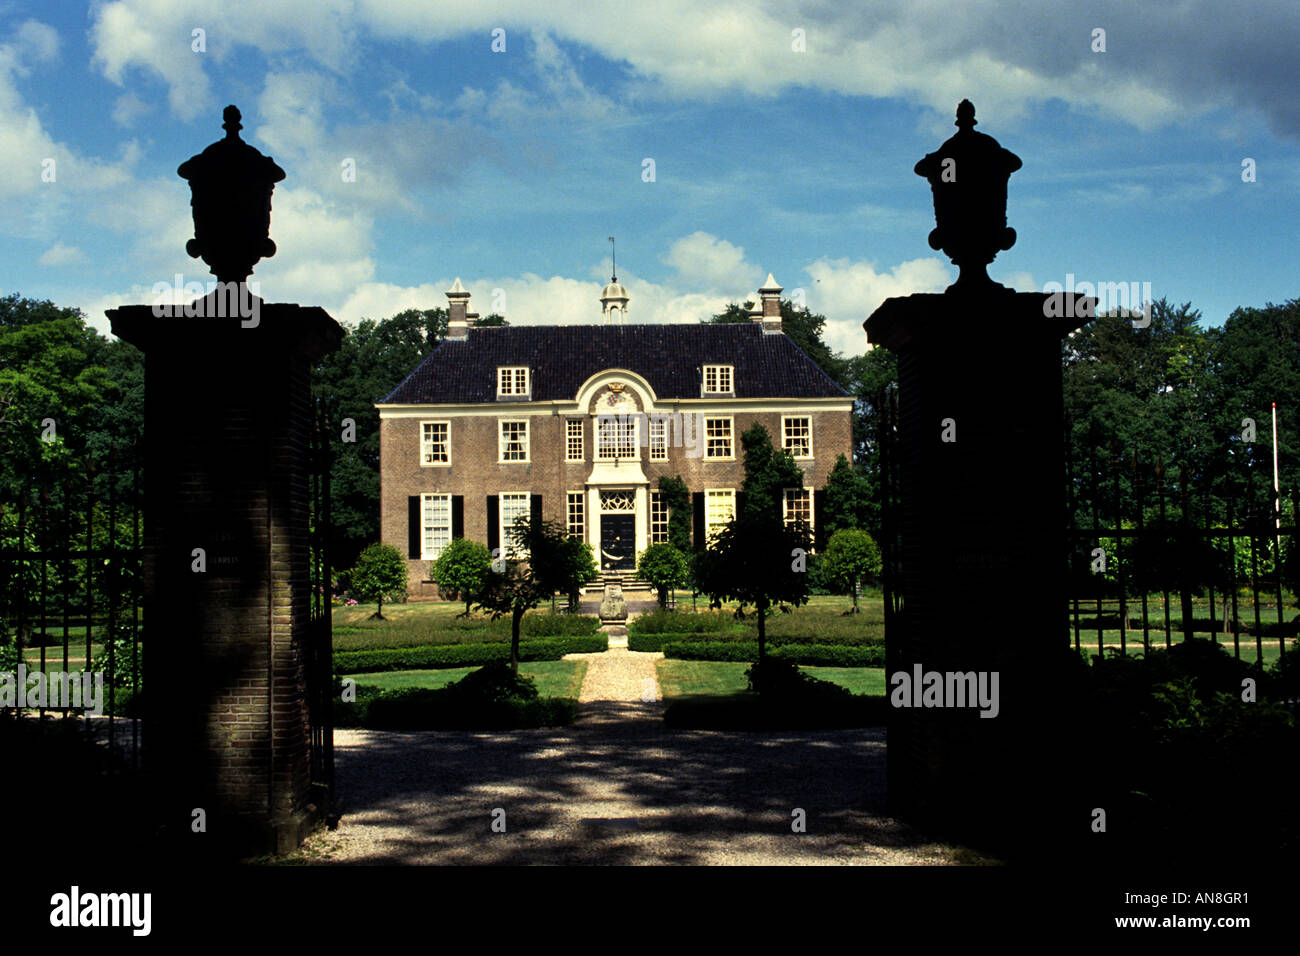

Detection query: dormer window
xmin=702 ymin=364 xmax=733 ymax=394
xmin=498 ymin=366 xmax=530 ymax=398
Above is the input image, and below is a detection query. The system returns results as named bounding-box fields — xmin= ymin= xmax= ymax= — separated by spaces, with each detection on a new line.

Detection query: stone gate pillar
xmin=865 ymin=101 xmax=1093 ymax=855
xmin=108 ymin=106 xmax=343 ymax=855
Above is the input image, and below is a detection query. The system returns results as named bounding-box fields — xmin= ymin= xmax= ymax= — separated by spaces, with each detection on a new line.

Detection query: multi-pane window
xmin=421 ymin=421 xmax=450 ymax=465
xmin=566 ymin=419 xmax=584 ymax=461
xmin=648 ymin=417 xmax=668 ymax=460
xmin=497 ymin=366 xmax=530 ymax=397
xmin=422 ymin=493 xmax=452 ymax=559
xmin=704 ymin=488 xmax=735 ymax=544
xmin=782 ymin=416 xmax=812 ymax=459
xmin=703 ymin=364 xmax=733 ymax=393
xmin=704 ymin=417 xmax=733 ymax=459
xmin=500 ymin=492 xmax=531 ymax=557
xmin=567 ymin=491 xmax=585 ymax=539
xmin=499 ymin=420 xmax=529 ymax=461
xmin=596 ymin=415 xmax=637 ymax=460
xmin=783 ymin=488 xmax=813 ymax=530
xmin=650 ymin=490 xmax=669 ymax=544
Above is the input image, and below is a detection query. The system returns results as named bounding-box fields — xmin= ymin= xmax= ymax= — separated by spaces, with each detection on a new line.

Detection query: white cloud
xmin=37 ymin=242 xmax=87 ymax=266
xmin=111 ymin=92 xmax=152 ymax=127
xmin=803 ymin=255 xmax=952 ymax=354
xmin=88 ymin=1 xmax=1300 ymax=136
xmin=15 ymin=20 xmax=59 ymax=64
xmin=661 ymin=232 xmax=761 ymax=293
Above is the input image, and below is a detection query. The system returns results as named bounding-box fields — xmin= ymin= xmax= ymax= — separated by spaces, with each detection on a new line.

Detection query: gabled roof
xmin=382 ymin=323 xmax=849 ymax=404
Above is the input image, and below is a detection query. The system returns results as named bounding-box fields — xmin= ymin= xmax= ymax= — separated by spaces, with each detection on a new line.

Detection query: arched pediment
xmin=573 ymin=369 xmax=658 ymax=414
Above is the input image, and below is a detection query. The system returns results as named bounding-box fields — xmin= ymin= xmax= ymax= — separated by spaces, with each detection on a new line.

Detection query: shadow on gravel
xmin=313 ymin=703 xmax=964 ymax=865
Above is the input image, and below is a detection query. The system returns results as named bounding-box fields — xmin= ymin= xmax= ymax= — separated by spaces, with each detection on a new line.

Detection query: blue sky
xmin=2 ymin=1 xmax=1297 ymax=356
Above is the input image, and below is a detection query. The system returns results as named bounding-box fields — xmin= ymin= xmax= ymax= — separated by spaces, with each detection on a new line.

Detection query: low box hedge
xmin=660 ymin=641 xmax=885 ymax=667
xmin=335 ymin=634 xmax=607 ymax=674
xmin=336 ymin=687 xmax=579 ymax=729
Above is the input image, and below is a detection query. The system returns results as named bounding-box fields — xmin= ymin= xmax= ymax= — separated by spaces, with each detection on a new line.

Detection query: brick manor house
xmin=377 ymin=274 xmax=855 ymax=600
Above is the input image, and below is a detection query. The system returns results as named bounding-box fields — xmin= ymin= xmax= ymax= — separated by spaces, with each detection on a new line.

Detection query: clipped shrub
xmin=628 ymin=610 xmax=729 ymax=635
xmin=660 ymin=640 xmax=884 ymax=667
xmin=335 ymin=634 xmax=606 ymax=674
xmin=521 ymin=614 xmax=601 ymax=637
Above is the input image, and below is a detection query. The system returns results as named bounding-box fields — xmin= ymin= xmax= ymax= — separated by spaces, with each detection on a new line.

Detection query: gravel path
xmin=295 ymin=663 xmax=976 ymax=864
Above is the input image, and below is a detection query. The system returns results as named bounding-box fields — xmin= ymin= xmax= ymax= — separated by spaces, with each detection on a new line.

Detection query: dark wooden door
xmin=599 ymin=514 xmax=635 ymax=571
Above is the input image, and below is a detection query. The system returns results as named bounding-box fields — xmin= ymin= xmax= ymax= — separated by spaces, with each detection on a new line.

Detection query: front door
xmin=599 ymin=514 xmax=636 ymax=572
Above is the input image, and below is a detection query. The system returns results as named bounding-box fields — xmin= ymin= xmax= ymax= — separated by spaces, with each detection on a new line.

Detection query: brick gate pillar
xmin=864 ymin=101 xmax=1094 ymax=855
xmin=107 ymin=106 xmax=343 ymax=855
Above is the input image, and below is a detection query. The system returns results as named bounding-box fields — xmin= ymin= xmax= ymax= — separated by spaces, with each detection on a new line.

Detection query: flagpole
xmin=1272 ymin=401 xmax=1281 ymax=532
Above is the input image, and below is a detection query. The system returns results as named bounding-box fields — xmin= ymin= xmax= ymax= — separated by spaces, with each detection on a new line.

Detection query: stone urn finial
xmin=177 ymin=105 xmax=286 ymax=285
xmin=914 ymin=100 xmax=1023 ymax=291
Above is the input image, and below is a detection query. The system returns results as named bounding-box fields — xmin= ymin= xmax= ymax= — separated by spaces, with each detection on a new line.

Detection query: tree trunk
xmin=658 ymin=585 xmax=667 ymax=609
xmin=465 ymin=594 xmax=472 ymax=617
xmin=511 ymin=605 xmax=525 ymax=673
xmin=372 ymin=595 xmax=385 ymax=620
xmin=1181 ymin=587 xmax=1195 ymax=642
xmin=852 ymin=580 xmax=859 ymax=614
xmin=757 ymin=597 xmax=767 ymax=663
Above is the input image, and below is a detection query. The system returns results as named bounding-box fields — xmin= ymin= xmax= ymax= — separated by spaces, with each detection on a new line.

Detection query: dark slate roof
xmin=381 ymin=323 xmax=850 ymax=403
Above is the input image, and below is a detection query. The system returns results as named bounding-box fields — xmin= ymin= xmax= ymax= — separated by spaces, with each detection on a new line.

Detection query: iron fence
xmin=1065 ymin=427 xmax=1297 ymax=663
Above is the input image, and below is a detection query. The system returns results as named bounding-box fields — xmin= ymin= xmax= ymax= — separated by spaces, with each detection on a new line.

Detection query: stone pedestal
xmin=865 ymin=287 xmax=1092 ymax=855
xmin=599 ymin=578 xmax=628 ymax=623
xmin=108 ymin=298 xmax=342 ymax=855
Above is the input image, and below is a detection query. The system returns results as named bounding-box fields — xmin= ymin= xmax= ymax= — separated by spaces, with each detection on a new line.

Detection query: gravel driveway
xmin=296 ymin=694 xmax=975 ymax=865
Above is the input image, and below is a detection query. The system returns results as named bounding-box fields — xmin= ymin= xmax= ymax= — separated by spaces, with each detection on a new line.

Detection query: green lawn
xmin=347 ymin=660 xmax=587 ymax=698
xmin=655 ymin=659 xmax=886 ymax=699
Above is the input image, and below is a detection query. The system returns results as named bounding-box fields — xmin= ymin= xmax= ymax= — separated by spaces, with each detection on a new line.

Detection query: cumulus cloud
xmin=37 ymin=242 xmax=87 ymax=266
xmin=803 ymin=256 xmax=952 ymax=354
xmin=661 ymin=232 xmax=761 ymax=293
xmin=87 ymin=0 xmax=1300 ymax=137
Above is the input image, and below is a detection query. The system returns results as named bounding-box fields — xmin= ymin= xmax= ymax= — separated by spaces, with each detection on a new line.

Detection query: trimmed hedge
xmin=337 ymin=688 xmax=579 ymax=729
xmin=521 ymin=614 xmax=602 ymax=636
xmin=336 ymin=634 xmax=607 ymax=674
xmin=629 ymin=610 xmax=730 ymax=635
xmin=660 ymin=640 xmax=885 ymax=667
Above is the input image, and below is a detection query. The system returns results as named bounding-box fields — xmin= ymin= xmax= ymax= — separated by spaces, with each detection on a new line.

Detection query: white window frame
xmin=648 ymin=416 xmax=668 ymax=461
xmin=595 ymin=414 xmax=639 ymax=461
xmin=704 ymin=416 xmax=734 ymax=461
xmin=500 ymin=492 xmax=531 ymax=557
xmin=650 ymin=490 xmax=669 ymax=544
xmin=566 ymin=490 xmax=585 ymax=539
xmin=782 ymin=486 xmax=814 ymax=530
xmin=702 ymin=364 xmax=734 ymax=394
xmin=566 ymin=419 xmax=584 ymax=462
xmin=497 ymin=366 xmax=531 ymax=397
xmin=704 ymin=488 xmax=736 ymax=545
xmin=782 ymin=416 xmax=812 ymax=460
xmin=420 ymin=420 xmax=451 ymax=467
xmin=421 ymin=493 xmax=453 ymax=560
xmin=498 ymin=419 xmax=530 ymax=462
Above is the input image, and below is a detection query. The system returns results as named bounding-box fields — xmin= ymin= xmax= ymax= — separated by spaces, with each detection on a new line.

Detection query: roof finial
xmin=608 ymin=235 xmax=617 ymax=282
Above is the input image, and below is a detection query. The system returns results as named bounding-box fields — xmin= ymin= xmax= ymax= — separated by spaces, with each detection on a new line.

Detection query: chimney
xmin=748 ymin=299 xmax=763 ymax=323
xmin=446 ymin=277 xmax=470 ymax=340
xmin=758 ymin=273 xmax=783 ymax=333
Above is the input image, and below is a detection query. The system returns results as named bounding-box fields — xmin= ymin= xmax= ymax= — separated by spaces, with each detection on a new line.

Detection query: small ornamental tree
xmin=657 ymin=475 xmax=693 ymax=553
xmin=695 ymin=423 xmax=811 ymax=663
xmin=819 ymin=528 xmax=882 ymax=614
xmin=637 ymin=543 xmax=690 ymax=608
xmin=475 ymin=514 xmax=598 ymax=672
xmin=822 ymin=454 xmax=872 ymax=535
xmin=348 ymin=543 xmax=409 ymax=619
xmin=431 ymin=538 xmax=492 ymax=616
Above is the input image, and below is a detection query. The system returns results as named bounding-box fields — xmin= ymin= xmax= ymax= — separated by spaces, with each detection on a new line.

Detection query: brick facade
xmin=379 ymin=322 xmax=854 ymax=600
